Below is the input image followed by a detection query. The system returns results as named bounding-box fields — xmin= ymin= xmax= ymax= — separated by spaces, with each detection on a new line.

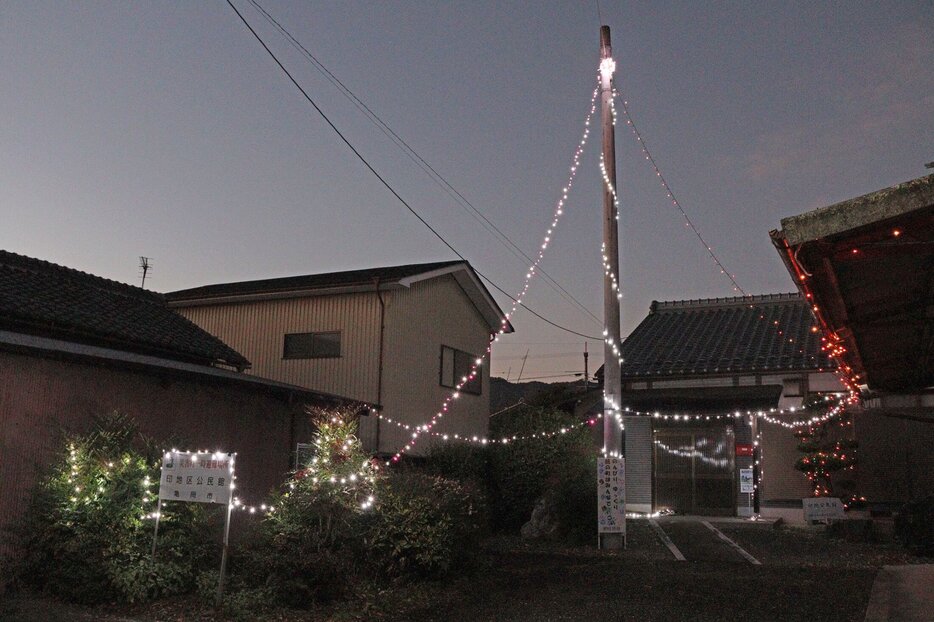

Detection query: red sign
xmin=735 ymin=444 xmax=754 ymax=457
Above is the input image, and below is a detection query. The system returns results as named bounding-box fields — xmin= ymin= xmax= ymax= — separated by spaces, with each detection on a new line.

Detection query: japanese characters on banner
xmin=597 ymin=456 xmax=625 ymax=533
xmin=158 ymin=451 xmax=233 ymax=505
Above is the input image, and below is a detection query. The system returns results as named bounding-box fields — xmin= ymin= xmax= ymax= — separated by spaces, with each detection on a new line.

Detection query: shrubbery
xmin=367 ymin=472 xmax=487 ymax=577
xmin=429 ymin=403 xmax=597 ymax=543
xmin=13 ymin=406 xmax=561 ymax=612
xmin=18 ymin=412 xmax=214 ymax=604
xmin=233 ymin=412 xmax=487 ymax=608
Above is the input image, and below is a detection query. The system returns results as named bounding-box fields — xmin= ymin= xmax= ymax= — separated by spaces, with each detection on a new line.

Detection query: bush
xmin=486 ymin=405 xmax=593 ymax=532
xmin=366 ymin=472 xmax=487 ymax=577
xmin=246 ymin=412 xmax=380 ymax=606
xmin=18 ymin=411 xmax=214 ymax=604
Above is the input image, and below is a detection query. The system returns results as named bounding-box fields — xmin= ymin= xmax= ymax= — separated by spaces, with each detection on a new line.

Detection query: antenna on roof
xmin=139 ymin=257 xmax=152 ymax=289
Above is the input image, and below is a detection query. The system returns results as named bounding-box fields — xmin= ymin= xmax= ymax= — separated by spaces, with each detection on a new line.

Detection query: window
xmin=283 ymin=331 xmax=341 ymax=359
xmin=295 ymin=443 xmax=313 ymax=468
xmin=440 ymin=345 xmax=481 ymax=395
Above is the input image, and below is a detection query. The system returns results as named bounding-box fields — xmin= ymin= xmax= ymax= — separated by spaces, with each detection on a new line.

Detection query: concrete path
xmin=864 ymin=565 xmax=934 ymax=622
xmin=654 ymin=518 xmax=759 ymax=564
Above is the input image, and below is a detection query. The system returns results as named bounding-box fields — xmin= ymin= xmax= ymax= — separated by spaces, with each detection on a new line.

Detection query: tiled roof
xmin=0 ymin=250 xmax=249 ymax=369
xmin=165 ymin=261 xmax=466 ymax=301
xmin=617 ymin=293 xmax=834 ymax=377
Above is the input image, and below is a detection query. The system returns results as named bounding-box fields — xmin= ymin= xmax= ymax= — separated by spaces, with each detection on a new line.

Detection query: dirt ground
xmin=1 ymin=520 xmax=928 ymax=622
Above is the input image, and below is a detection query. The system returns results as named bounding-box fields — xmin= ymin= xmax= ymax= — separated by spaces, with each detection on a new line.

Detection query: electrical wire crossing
xmin=225 ymin=0 xmax=600 ymax=341
xmin=246 ymin=0 xmax=601 ymax=328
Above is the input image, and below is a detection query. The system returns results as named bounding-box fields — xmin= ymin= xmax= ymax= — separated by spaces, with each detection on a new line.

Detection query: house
xmin=770 ymin=173 xmax=934 ymax=505
xmin=592 ymin=293 xmax=843 ymax=517
xmin=166 ymin=260 xmax=511 ymax=456
xmin=0 ymin=250 xmax=365 ymax=546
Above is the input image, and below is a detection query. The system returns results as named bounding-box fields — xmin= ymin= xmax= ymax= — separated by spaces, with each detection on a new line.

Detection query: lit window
xmin=283 ymin=331 xmax=341 ymax=359
xmin=440 ymin=345 xmax=481 ymax=395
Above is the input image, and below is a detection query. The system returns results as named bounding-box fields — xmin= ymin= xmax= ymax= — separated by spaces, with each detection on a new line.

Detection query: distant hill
xmin=490 ymin=377 xmax=593 ymax=414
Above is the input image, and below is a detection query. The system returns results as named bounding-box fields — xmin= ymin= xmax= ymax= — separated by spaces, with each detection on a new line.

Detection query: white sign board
xmin=802 ymin=497 xmax=845 ymax=521
xmin=597 ymin=457 xmax=625 ymax=534
xmin=739 ymin=468 xmax=754 ymax=494
xmin=158 ymin=451 xmax=233 ymax=505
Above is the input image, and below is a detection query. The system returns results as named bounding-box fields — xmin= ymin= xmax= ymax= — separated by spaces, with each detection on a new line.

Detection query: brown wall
xmin=760 ymin=421 xmax=814 ymax=502
xmin=854 ymin=409 xmax=934 ymax=503
xmin=0 ymin=349 xmax=322 ymax=548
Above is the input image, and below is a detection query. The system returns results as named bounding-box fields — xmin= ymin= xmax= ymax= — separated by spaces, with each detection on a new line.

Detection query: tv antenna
xmin=139 ymin=256 xmax=152 ymax=289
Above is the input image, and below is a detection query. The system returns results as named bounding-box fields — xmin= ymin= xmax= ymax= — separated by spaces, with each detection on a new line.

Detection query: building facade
xmin=167 ymin=261 xmax=510 ymax=456
xmin=593 ymin=293 xmax=843 ymax=517
xmin=0 ymin=250 xmax=362 ymax=549
xmin=771 ymin=173 xmax=934 ymax=506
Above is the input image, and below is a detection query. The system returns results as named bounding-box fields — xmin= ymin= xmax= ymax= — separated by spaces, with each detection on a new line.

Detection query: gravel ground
xmin=2 ymin=521 xmax=928 ymax=622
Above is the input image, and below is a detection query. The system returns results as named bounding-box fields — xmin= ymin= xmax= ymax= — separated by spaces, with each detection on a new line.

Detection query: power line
xmin=246 ymin=0 xmax=602 ymax=327
xmin=224 ymin=0 xmax=598 ymax=341
xmin=479 ymin=275 xmax=601 ymax=339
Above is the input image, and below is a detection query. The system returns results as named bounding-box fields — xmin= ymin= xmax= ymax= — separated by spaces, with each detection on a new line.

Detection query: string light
xmin=615 ymin=89 xmax=863 ymax=407
xmin=654 ymin=439 xmax=730 ymax=469
xmin=377 ymin=411 xmax=611 ymax=447
xmin=389 ymin=82 xmax=601 ymax=463
xmin=614 ymin=91 xmax=743 ymax=296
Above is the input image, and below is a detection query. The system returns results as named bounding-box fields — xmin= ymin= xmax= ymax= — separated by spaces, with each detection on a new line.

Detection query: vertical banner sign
xmin=739 ymin=468 xmax=754 ymax=494
xmin=597 ymin=456 xmax=625 ymax=533
xmin=158 ymin=451 xmax=233 ymax=505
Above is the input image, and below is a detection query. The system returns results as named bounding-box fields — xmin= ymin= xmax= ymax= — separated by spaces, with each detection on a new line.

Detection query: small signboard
xmin=597 ymin=456 xmax=625 ymax=534
xmin=739 ymin=468 xmax=754 ymax=494
xmin=158 ymin=451 xmax=233 ymax=505
xmin=735 ymin=443 xmax=754 ymax=457
xmin=802 ymin=497 xmax=845 ymax=521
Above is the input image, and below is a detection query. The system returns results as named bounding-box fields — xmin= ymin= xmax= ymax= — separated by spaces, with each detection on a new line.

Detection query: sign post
xmin=740 ymin=467 xmax=754 ymax=516
xmin=155 ymin=450 xmax=236 ymax=604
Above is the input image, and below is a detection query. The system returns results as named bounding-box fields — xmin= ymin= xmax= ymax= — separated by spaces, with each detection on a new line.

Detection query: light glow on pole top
xmin=600 ymin=57 xmax=616 ymax=88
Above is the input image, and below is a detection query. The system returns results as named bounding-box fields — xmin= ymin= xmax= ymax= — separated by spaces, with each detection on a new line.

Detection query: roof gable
xmin=617 ymin=293 xmax=834 ymax=378
xmin=0 ymin=250 xmax=249 ymax=369
xmin=166 ymin=260 xmax=512 ymax=333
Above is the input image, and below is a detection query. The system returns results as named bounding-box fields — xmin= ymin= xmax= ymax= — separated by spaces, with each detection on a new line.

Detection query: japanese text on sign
xmin=802 ymin=497 xmax=845 ymax=521
xmin=158 ymin=451 xmax=233 ymax=505
xmin=597 ymin=456 xmax=625 ymax=534
xmin=739 ymin=468 xmax=754 ymax=494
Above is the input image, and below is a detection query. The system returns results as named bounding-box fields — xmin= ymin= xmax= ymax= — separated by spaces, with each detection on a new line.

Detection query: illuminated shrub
xmin=17 ymin=412 xmax=213 ymax=604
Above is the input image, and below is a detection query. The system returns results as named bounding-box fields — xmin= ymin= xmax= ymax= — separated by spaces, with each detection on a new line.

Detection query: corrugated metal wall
xmin=624 ymin=416 xmax=653 ymax=512
xmin=177 ymin=293 xmax=381 ymax=403
xmin=175 ymin=275 xmax=493 ymax=456
xmin=0 ymin=350 xmax=308 ymax=557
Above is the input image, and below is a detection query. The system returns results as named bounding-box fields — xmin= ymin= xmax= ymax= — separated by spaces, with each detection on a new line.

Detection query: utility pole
xmin=517 ymin=349 xmax=530 ymax=382
xmin=583 ymin=342 xmax=589 ymax=390
xmin=599 ymin=24 xmax=625 ymax=550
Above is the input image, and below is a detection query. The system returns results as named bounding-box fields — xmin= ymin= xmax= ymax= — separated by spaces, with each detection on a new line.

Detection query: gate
xmin=654 ymin=426 xmax=735 ymax=516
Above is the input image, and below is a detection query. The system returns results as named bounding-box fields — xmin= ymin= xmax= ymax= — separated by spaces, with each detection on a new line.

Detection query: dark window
xmin=283 ymin=331 xmax=341 ymax=359
xmin=440 ymin=345 xmax=481 ymax=395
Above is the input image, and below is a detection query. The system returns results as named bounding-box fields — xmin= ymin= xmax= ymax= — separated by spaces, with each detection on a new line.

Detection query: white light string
xmin=613 ymin=91 xmax=744 ymax=296
xmin=654 ymin=439 xmax=731 ymax=469
xmin=612 ymin=89 xmax=864 ymax=402
xmin=377 ymin=411 xmax=617 ymax=447
xmin=388 ymin=82 xmax=601 ymax=464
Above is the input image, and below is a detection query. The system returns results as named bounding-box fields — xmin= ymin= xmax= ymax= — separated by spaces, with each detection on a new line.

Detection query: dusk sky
xmin=2 ymin=1 xmax=932 ymax=382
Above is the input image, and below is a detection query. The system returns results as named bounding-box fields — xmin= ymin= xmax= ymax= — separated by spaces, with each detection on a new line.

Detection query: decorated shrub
xmin=250 ymin=410 xmax=381 ymax=606
xmin=18 ymin=412 xmax=214 ymax=604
